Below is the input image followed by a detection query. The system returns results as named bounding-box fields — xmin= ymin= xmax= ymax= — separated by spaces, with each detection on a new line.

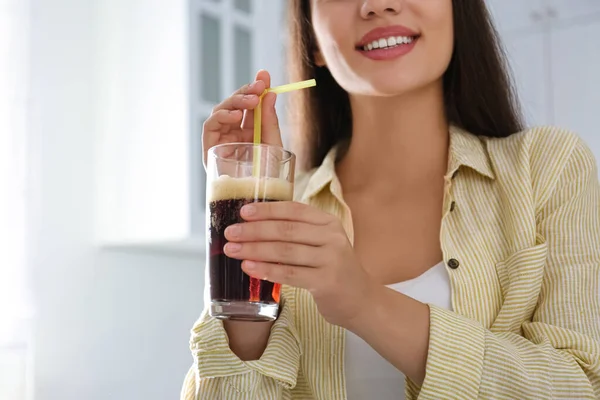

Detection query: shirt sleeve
xmin=180 ymin=286 xmax=301 ymax=399
xmin=407 ymin=137 xmax=600 ymax=399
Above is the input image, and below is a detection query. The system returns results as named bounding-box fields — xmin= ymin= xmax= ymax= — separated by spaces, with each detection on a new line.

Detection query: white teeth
xmin=363 ymin=35 xmax=415 ymax=51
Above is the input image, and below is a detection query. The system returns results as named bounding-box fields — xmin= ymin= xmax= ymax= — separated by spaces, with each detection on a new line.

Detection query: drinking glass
xmin=205 ymin=143 xmax=295 ymax=321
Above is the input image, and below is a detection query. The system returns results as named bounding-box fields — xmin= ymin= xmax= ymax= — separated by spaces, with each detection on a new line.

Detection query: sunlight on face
xmin=311 ymin=0 xmax=454 ymax=97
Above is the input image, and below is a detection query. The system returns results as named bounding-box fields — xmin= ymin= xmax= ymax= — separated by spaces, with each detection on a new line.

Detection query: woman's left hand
xmin=223 ymin=201 xmax=376 ymax=329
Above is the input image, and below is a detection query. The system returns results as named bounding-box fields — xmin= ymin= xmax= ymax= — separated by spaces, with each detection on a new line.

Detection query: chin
xmin=336 ymin=60 xmax=439 ymax=97
xmin=355 ymin=77 xmax=432 ymax=98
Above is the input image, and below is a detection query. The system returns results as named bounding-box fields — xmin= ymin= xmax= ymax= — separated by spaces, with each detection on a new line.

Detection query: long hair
xmin=287 ymin=0 xmax=524 ymax=170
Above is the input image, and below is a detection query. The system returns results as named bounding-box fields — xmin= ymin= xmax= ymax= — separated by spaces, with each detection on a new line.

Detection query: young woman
xmin=182 ymin=0 xmax=600 ymax=399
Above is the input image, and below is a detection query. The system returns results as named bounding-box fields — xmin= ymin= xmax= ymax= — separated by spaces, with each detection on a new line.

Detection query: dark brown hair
xmin=287 ymin=0 xmax=524 ymax=170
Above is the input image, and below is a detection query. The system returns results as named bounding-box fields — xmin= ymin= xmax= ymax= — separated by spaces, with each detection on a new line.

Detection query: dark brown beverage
xmin=207 ymin=176 xmax=293 ymax=320
xmin=209 ymin=197 xmax=281 ymax=303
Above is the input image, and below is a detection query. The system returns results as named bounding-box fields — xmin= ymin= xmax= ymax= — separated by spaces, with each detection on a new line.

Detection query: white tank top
xmin=344 ymin=262 xmax=452 ymax=400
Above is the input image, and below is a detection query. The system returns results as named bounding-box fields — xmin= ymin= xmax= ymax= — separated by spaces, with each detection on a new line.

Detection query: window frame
xmin=189 ymin=0 xmax=285 ymax=236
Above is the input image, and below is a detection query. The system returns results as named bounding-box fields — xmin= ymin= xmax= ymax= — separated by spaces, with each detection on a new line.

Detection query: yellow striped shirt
xmin=182 ymin=126 xmax=600 ymax=399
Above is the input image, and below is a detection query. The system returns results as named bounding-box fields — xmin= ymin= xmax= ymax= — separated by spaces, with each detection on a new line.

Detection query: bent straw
xmin=267 ymin=79 xmax=317 ymax=95
xmin=252 ymin=79 xmax=317 ymax=177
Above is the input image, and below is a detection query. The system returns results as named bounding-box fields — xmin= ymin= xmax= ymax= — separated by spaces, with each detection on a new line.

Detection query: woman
xmin=182 ymin=0 xmax=600 ymax=399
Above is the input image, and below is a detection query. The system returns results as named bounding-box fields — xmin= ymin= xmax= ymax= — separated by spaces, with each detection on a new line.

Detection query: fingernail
xmin=243 ymin=94 xmax=256 ymax=100
xmin=241 ymin=205 xmax=256 ymax=217
xmin=243 ymin=260 xmax=257 ymax=271
xmin=225 ymin=224 xmax=241 ymax=238
xmin=225 ymin=242 xmax=242 ymax=253
xmin=248 ymin=82 xmax=256 ymax=89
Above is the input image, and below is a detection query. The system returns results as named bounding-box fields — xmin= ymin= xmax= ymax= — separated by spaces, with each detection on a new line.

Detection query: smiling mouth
xmin=357 ymin=35 xmax=419 ymax=51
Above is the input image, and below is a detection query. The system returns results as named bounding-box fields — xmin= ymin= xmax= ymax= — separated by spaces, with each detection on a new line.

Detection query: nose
xmin=360 ymin=0 xmax=402 ymax=18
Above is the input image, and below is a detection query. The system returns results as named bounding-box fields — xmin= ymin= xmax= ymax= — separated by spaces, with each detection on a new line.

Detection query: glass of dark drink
xmin=206 ymin=143 xmax=295 ymax=321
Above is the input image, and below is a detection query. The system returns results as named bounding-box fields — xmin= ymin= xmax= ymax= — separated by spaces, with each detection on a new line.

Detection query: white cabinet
xmin=486 ymin=0 xmax=545 ymax=34
xmin=491 ymin=0 xmax=600 ymax=171
xmin=551 ymin=21 xmax=600 ymax=162
xmin=548 ymin=0 xmax=600 ymax=22
xmin=488 ymin=0 xmax=600 ymax=31
xmin=503 ymin=32 xmax=548 ymax=126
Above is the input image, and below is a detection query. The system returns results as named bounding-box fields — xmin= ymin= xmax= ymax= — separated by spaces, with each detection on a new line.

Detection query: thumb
xmin=255 ymin=69 xmax=271 ymax=89
xmin=261 ymin=92 xmax=283 ymax=147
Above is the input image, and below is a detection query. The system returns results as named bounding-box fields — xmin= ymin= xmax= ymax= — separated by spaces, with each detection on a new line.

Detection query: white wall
xmin=84 ymin=251 xmax=202 ymax=399
xmin=28 ymin=0 xmax=203 ymax=399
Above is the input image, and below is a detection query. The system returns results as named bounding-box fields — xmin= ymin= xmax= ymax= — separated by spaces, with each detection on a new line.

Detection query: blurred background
xmin=1 ymin=0 xmax=599 ymax=399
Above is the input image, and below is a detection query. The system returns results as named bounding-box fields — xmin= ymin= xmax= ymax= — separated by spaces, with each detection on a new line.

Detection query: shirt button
xmin=447 ymin=258 xmax=460 ymax=269
xmin=450 ymin=201 xmax=456 ymax=212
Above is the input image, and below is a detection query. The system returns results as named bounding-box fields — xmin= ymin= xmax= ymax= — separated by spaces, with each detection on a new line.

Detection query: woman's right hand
xmin=202 ymin=69 xmax=283 ymax=168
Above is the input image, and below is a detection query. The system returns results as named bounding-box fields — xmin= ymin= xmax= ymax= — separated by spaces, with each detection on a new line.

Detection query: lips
xmin=356 ymin=25 xmax=420 ymax=48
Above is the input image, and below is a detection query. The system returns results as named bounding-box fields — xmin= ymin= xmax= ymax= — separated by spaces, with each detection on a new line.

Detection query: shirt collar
xmin=300 ymin=125 xmax=495 ymax=202
xmin=301 ymin=145 xmax=340 ymax=202
xmin=447 ymin=125 xmax=495 ymax=180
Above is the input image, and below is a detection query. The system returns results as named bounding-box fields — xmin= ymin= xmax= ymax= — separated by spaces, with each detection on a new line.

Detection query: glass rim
xmin=208 ymin=142 xmax=295 ymax=163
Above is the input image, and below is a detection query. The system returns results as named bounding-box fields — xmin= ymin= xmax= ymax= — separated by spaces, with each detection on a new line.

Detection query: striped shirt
xmin=181 ymin=125 xmax=600 ymax=399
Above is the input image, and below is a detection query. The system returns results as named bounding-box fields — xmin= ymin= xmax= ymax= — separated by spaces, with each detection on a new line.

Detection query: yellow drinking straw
xmin=252 ymin=79 xmax=317 ymax=176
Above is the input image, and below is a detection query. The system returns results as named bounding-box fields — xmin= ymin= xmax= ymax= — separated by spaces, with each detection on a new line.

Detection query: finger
xmin=240 ymin=201 xmax=335 ymax=225
xmin=240 ymin=108 xmax=254 ymax=131
xmin=260 ymin=92 xmax=283 ymax=146
xmin=240 ymin=70 xmax=269 ymax=129
xmin=254 ymin=70 xmax=282 ymax=146
xmin=240 ymin=97 xmax=270 ymax=132
xmin=202 ymin=109 xmax=245 ymax=165
xmin=255 ymin=69 xmax=271 ymax=89
xmin=224 ymin=220 xmax=326 ymax=246
xmin=212 ymin=93 xmax=260 ymax=113
xmin=241 ymin=260 xmax=314 ymax=289
xmin=232 ymin=79 xmax=267 ymax=98
xmin=202 ymin=109 xmax=243 ymax=133
xmin=223 ymin=241 xmax=322 ymax=267
xmin=241 ymin=71 xmax=282 ymax=146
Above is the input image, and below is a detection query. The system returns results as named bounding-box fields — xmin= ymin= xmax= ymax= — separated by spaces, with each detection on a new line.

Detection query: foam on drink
xmin=208 ymin=175 xmax=293 ymax=202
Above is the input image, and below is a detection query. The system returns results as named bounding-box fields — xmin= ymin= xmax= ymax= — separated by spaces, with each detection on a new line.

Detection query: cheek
xmin=312 ymin=13 xmax=345 ymax=55
xmin=311 ymin=4 xmax=357 ymax=66
xmin=417 ymin=1 xmax=455 ymax=74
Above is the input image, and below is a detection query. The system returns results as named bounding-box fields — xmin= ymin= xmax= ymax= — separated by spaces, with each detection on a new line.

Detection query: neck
xmin=337 ymin=82 xmax=449 ymax=193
